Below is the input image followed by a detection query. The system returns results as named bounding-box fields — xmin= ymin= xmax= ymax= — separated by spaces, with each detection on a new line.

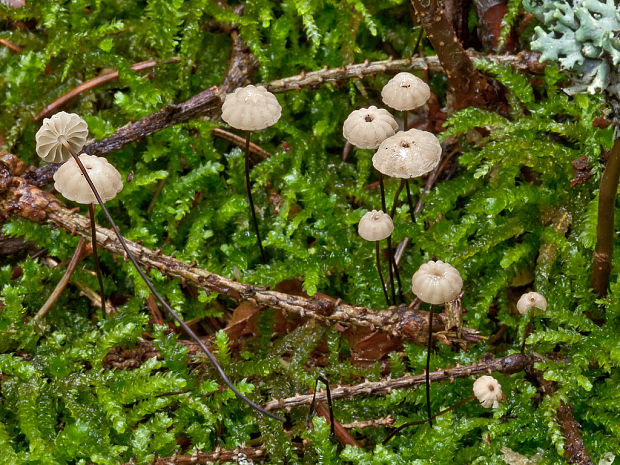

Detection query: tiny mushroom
xmin=516 ymin=292 xmax=547 ymax=315
xmin=53 ymin=154 xmax=123 ymax=204
xmin=221 ymin=85 xmax=282 ymax=131
xmin=411 ymin=260 xmax=463 ymax=305
xmin=373 ymin=128 xmax=442 ymax=179
xmin=343 ymin=106 xmax=398 ymax=149
xmin=473 ymin=375 xmax=504 ymax=408
xmin=381 ymin=72 xmax=430 ymax=111
xmin=35 ymin=111 xmax=89 ymax=163
xmin=358 ymin=209 xmax=394 ymax=242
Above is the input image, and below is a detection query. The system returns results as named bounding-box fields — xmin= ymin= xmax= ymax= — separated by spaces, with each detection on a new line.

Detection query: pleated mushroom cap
xmin=358 ymin=210 xmax=394 ymax=241
xmin=516 ymin=292 xmax=547 ymax=315
xmin=53 ymin=154 xmax=123 ymax=204
xmin=381 ymin=72 xmax=430 ymax=111
xmin=343 ymin=106 xmax=398 ymax=149
xmin=35 ymin=111 xmax=89 ymax=163
xmin=473 ymin=375 xmax=503 ymax=408
xmin=221 ymin=85 xmax=282 ymax=131
xmin=373 ymin=129 xmax=441 ymax=179
xmin=411 ymin=260 xmax=462 ymax=305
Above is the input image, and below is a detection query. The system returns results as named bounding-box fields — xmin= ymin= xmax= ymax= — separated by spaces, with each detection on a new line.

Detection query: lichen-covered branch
xmin=263 ymin=353 xmax=530 ymax=411
xmin=149 ymin=447 xmax=267 ymax=465
xmin=0 ymin=161 xmax=482 ymax=347
xmin=592 ymin=137 xmax=620 ymax=298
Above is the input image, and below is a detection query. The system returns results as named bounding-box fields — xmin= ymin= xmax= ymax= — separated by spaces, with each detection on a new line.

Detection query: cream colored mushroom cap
xmin=35 ymin=111 xmax=88 ymax=163
xmin=221 ymin=85 xmax=282 ymax=131
xmin=473 ymin=375 xmax=503 ymax=408
xmin=381 ymin=72 xmax=430 ymax=111
xmin=343 ymin=106 xmax=398 ymax=149
xmin=358 ymin=210 xmax=394 ymax=241
xmin=373 ymin=129 xmax=441 ymax=179
xmin=411 ymin=260 xmax=462 ymax=305
xmin=516 ymin=292 xmax=547 ymax=315
xmin=53 ymin=154 xmax=123 ymax=204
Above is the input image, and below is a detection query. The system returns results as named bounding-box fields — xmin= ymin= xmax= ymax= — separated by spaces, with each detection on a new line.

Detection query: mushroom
xmin=53 ymin=154 xmax=123 ymax=205
xmin=53 ymin=154 xmax=123 ymax=314
xmin=517 ymin=291 xmax=547 ymax=353
xmin=358 ymin=210 xmax=394 ymax=306
xmin=221 ymin=85 xmax=282 ymax=263
xmin=381 ymin=72 xmax=430 ymax=114
xmin=35 ymin=111 xmax=89 ymax=163
xmin=373 ymin=129 xmax=442 ymax=180
xmin=516 ymin=291 xmax=547 ymax=315
xmin=410 ymin=259 xmax=463 ymax=427
xmin=411 ymin=260 xmax=463 ymax=305
xmin=473 ymin=375 xmax=504 ymax=408
xmin=343 ymin=106 xmax=398 ymax=149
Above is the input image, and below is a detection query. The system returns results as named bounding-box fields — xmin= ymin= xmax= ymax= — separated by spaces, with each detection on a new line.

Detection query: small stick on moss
xmin=591 ymin=137 xmax=620 ymax=298
xmin=0 ymin=39 xmax=22 ymax=53
xmin=263 ymin=353 xmax=530 ymax=411
xmin=34 ymin=238 xmax=87 ymax=321
xmin=212 ymin=127 xmax=271 ymax=160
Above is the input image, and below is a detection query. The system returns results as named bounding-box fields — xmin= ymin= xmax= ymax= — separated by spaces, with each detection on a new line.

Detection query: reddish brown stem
xmin=592 ymin=137 xmax=620 ymax=298
xmin=409 ymin=0 xmax=496 ymax=110
xmin=34 ymin=58 xmax=179 ymax=121
xmin=34 ymin=238 xmax=87 ymax=320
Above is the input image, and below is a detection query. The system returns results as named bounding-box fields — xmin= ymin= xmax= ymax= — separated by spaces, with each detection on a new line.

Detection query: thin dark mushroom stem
xmin=61 ymin=142 xmax=284 ymax=422
xmin=244 ymin=131 xmax=267 ymax=264
xmin=405 ymin=180 xmax=415 ymax=221
xmin=426 ymin=304 xmax=434 ymax=427
xmin=390 ymin=180 xmax=406 ymax=218
xmin=379 ymin=172 xmax=396 ymax=305
xmin=403 ymin=110 xmax=408 ymax=131
xmin=520 ymin=313 xmax=534 ymax=354
xmin=376 ymin=241 xmax=391 ymax=306
xmin=88 ymin=203 xmax=106 ymax=314
xmin=383 ymin=394 xmax=475 ymax=443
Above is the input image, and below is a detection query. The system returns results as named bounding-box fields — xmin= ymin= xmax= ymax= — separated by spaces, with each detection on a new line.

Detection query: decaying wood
xmin=263 ymin=353 xmax=530 ymax=411
xmin=150 ymin=446 xmax=267 ymax=465
xmin=0 ymin=163 xmax=482 ymax=347
xmin=409 ymin=0 xmax=497 ymax=110
xmin=527 ymin=364 xmax=594 ymax=465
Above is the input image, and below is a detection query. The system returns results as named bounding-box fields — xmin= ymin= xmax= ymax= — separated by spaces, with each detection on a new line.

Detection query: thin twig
xmin=212 ymin=127 xmax=271 ymax=159
xmin=34 ymin=238 xmax=87 ymax=320
xmin=150 ymin=447 xmax=268 ymax=465
xmin=34 ymin=58 xmax=180 ymax=121
xmin=0 ymin=39 xmax=22 ymax=53
xmin=89 ymin=203 xmax=106 ymax=314
xmin=263 ymin=353 xmax=530 ymax=411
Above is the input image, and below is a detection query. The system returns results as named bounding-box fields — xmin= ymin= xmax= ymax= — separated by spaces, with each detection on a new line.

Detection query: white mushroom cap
xmin=516 ymin=292 xmax=547 ymax=315
xmin=372 ymin=129 xmax=441 ymax=179
xmin=381 ymin=72 xmax=431 ymax=111
xmin=53 ymin=154 xmax=123 ymax=204
xmin=221 ymin=85 xmax=282 ymax=131
xmin=35 ymin=111 xmax=89 ymax=163
xmin=473 ymin=375 xmax=504 ymax=408
xmin=411 ymin=260 xmax=462 ymax=305
xmin=358 ymin=210 xmax=394 ymax=242
xmin=343 ymin=106 xmax=398 ymax=149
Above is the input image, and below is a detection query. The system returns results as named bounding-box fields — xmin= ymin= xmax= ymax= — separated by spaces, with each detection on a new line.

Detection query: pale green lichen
xmin=524 ymin=0 xmax=620 ymax=112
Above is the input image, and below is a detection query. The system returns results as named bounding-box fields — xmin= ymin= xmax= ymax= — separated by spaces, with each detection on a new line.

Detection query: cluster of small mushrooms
xmin=344 ymin=72 xmax=549 ymax=425
xmin=32 ymin=76 xmax=549 ymax=427
xmin=34 ymin=111 xmax=284 ymax=422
